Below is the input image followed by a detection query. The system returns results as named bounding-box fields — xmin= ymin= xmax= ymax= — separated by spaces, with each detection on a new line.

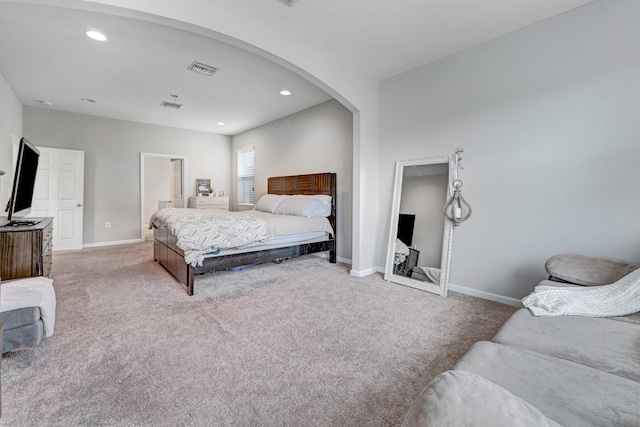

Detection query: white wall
xmin=144 ymin=156 xmax=170 ymax=224
xmin=24 ymin=106 xmax=231 ymax=245
xmin=231 ymin=100 xmax=353 ymax=261
xmin=379 ymin=0 xmax=640 ymax=300
xmin=0 ymin=72 xmax=23 ymax=210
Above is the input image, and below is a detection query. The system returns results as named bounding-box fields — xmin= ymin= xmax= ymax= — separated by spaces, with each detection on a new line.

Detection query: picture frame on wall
xmin=196 ymin=178 xmax=211 ymax=196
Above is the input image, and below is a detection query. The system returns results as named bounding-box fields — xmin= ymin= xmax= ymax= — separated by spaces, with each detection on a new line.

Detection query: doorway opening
xmin=140 ymin=152 xmax=187 ymax=241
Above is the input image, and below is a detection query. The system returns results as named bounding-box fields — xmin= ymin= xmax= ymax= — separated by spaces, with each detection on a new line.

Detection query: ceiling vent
xmin=187 ymin=61 xmax=219 ymax=76
xmin=161 ymin=94 xmax=183 ymax=110
xmin=278 ymin=0 xmax=299 ymax=6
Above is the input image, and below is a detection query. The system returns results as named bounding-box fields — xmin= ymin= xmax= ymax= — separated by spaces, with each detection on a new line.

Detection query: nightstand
xmin=188 ymin=196 xmax=229 ymax=210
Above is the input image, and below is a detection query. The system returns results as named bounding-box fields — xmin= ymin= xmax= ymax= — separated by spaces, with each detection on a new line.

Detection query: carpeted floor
xmin=1 ymin=242 xmax=517 ymax=426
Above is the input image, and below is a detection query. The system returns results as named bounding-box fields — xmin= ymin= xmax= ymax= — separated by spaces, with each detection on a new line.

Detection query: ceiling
xmin=0 ymin=0 xmax=594 ymax=136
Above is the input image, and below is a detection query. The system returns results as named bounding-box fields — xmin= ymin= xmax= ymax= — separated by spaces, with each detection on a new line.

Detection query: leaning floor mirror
xmin=384 ymin=153 xmax=464 ymax=296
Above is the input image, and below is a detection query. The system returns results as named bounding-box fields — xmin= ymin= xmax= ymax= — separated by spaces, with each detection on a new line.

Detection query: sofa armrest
xmin=402 ymin=370 xmax=561 ymax=427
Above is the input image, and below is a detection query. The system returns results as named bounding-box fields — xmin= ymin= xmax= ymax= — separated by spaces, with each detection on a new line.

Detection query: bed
xmin=152 ymin=172 xmax=337 ymax=295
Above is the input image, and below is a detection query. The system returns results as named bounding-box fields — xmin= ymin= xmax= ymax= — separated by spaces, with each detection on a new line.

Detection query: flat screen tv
xmin=397 ymin=213 xmax=416 ymax=247
xmin=2 ymin=137 xmax=40 ymax=226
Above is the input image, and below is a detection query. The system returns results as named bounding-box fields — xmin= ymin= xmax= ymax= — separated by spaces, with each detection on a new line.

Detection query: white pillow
xmin=292 ymin=194 xmax=332 ymax=217
xmin=274 ymin=196 xmax=328 ymax=218
xmin=253 ymin=194 xmax=286 ymax=213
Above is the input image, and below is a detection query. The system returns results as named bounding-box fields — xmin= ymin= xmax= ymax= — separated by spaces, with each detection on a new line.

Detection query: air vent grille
xmin=187 ymin=61 xmax=219 ymax=76
xmin=160 ymin=101 xmax=182 ymax=109
xmin=278 ymin=0 xmax=299 ymax=6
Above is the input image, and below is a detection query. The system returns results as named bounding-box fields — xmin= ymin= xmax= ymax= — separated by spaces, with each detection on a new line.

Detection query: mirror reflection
xmin=384 ymin=156 xmax=456 ymax=296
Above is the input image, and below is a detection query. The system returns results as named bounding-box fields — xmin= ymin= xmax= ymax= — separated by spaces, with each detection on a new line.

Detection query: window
xmin=237 ymin=147 xmax=254 ymax=205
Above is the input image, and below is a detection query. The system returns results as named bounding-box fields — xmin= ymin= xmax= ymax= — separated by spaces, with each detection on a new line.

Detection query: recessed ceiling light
xmin=36 ymin=100 xmax=53 ymax=106
xmin=86 ymin=30 xmax=107 ymax=41
xmin=217 ymin=122 xmax=225 ymax=126
xmin=280 ymin=90 xmax=291 ymax=96
xmin=82 ymin=98 xmax=96 ymax=103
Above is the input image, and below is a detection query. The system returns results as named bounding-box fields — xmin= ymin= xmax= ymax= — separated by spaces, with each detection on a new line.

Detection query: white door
xmin=30 ymin=147 xmax=85 ymax=251
xmin=170 ymin=158 xmax=183 ymax=208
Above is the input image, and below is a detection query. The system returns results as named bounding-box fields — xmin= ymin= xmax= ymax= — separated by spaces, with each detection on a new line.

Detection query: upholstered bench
xmin=0 ymin=276 xmax=56 ymax=353
xmin=0 ymin=307 xmax=45 ymax=352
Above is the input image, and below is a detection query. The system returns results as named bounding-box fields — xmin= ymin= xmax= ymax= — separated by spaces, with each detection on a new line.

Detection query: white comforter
xmin=1 ymin=276 xmax=56 ymax=337
xmin=522 ymin=267 xmax=640 ymax=317
xmin=150 ymin=208 xmax=334 ymax=267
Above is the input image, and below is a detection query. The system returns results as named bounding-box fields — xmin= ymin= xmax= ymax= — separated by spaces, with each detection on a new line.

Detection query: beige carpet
xmin=1 ymin=242 xmax=517 ymax=426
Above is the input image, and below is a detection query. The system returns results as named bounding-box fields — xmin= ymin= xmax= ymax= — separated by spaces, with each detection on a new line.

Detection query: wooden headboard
xmin=267 ymin=172 xmax=337 ymax=238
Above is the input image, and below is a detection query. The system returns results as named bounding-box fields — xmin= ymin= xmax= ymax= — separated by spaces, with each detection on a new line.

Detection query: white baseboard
xmin=448 ymin=283 xmax=523 ymax=307
xmin=350 ymin=266 xmax=379 ymax=277
xmin=83 ymin=238 xmax=144 ymax=248
xmin=372 ymin=265 xmax=522 ymax=307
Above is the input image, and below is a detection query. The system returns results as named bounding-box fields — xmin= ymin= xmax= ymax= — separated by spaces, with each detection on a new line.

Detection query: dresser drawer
xmin=189 ymin=197 xmax=229 ymax=210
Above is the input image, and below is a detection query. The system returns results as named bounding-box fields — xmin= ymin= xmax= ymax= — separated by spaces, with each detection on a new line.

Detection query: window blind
xmin=237 ymin=147 xmax=254 ymax=204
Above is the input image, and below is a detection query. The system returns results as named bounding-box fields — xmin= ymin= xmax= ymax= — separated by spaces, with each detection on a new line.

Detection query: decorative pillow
xmin=273 ymin=196 xmax=328 ymax=218
xmin=545 ymin=254 xmax=640 ymax=286
xmin=253 ymin=194 xmax=286 ymax=213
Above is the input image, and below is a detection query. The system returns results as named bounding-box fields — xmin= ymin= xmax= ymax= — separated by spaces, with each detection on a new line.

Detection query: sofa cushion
xmin=454 ymin=341 xmax=640 ymax=427
xmin=493 ymin=308 xmax=640 ymax=382
xmin=402 ymin=370 xmax=561 ymax=427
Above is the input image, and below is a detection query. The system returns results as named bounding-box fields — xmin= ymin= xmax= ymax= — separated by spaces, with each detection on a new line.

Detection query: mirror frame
xmin=383 ymin=156 xmax=454 ymax=296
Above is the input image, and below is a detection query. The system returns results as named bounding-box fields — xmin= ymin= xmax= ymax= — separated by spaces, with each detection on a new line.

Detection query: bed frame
xmin=153 ymin=172 xmax=337 ymax=295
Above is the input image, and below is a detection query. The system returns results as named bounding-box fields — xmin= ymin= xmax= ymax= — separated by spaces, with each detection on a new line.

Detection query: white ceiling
xmin=0 ymin=0 xmax=594 ymax=135
xmin=206 ymin=0 xmax=594 ymax=81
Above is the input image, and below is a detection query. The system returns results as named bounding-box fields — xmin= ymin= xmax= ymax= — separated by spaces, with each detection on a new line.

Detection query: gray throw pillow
xmin=545 ymin=254 xmax=640 ymax=286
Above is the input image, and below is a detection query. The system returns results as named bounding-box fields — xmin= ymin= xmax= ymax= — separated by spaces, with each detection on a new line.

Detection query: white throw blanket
xmin=1 ymin=276 xmax=56 ymax=337
xmin=522 ymin=267 xmax=640 ymax=317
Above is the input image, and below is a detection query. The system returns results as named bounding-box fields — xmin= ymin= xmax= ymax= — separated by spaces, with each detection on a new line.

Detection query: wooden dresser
xmin=0 ymin=217 xmax=53 ymax=280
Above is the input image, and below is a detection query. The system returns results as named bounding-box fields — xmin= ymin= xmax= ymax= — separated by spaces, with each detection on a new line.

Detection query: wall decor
xmin=195 ymin=178 xmax=211 ymax=196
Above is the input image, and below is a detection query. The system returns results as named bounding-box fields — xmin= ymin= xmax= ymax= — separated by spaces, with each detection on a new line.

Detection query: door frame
xmin=140 ymin=152 xmax=187 ymax=241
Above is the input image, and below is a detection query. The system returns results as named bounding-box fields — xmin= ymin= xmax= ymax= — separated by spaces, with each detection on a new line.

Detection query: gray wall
xmin=379 ymin=0 xmax=640 ymax=300
xmin=0 ymin=72 xmax=23 ymax=209
xmin=24 ymin=107 xmax=231 ymax=245
xmin=231 ymin=100 xmax=353 ymax=262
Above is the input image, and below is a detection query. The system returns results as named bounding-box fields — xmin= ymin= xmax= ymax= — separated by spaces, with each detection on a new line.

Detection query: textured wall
xmin=0 ymin=72 xmax=23 ymax=209
xmin=24 ymin=107 xmax=231 ymax=245
xmin=232 ymin=100 xmax=353 ymax=262
xmin=379 ymin=0 xmax=640 ymax=300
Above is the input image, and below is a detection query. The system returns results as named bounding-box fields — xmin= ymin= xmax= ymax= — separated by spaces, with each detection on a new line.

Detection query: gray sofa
xmin=1 ymin=276 xmax=55 ymax=354
xmin=403 ymin=256 xmax=640 ymax=427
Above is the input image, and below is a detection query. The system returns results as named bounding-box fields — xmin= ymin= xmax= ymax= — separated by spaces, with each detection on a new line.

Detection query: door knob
xmin=77 ymin=203 xmax=82 ymax=207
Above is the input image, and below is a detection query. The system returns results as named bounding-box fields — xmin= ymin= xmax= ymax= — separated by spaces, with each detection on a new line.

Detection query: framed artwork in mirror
xmin=384 ymin=155 xmax=457 ymax=297
xmin=196 ymin=178 xmax=211 ymax=196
